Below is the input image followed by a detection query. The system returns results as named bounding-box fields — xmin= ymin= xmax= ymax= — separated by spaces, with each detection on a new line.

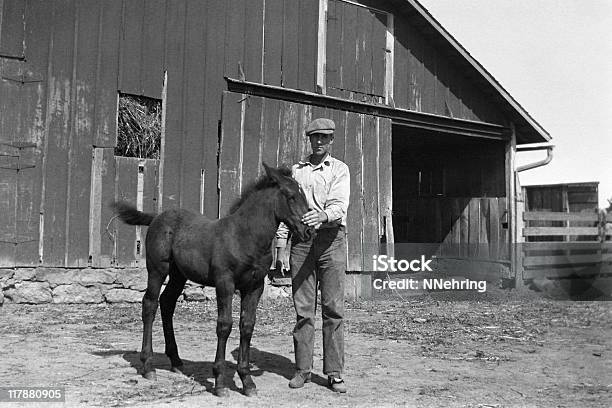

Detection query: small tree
xmin=115 ymin=94 xmax=162 ymax=159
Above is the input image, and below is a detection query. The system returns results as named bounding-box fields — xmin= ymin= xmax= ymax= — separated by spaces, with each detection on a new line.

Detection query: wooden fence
xmin=522 ymin=211 xmax=612 ymax=280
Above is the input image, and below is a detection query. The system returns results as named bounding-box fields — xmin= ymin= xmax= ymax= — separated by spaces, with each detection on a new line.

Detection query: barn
xmin=0 ymin=0 xmax=551 ymax=302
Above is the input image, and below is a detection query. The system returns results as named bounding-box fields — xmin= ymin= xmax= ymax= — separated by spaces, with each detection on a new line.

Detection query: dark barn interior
xmin=392 ymin=125 xmax=508 ymax=260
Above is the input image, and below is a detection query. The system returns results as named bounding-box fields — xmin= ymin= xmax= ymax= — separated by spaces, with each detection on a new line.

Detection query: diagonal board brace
xmin=226 ymin=77 xmax=508 ymax=140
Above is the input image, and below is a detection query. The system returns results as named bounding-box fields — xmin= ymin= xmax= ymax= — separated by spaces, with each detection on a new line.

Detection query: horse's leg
xmin=213 ymin=280 xmax=235 ymax=397
xmin=160 ymin=264 xmax=187 ymax=373
xmin=237 ymin=281 xmax=264 ymax=397
xmin=140 ymin=262 xmax=168 ymax=380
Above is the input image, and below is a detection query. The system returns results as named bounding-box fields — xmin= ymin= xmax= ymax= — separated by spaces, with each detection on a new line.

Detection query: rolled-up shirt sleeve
xmin=275 ymin=222 xmax=289 ymax=247
xmin=323 ymin=163 xmax=350 ymax=224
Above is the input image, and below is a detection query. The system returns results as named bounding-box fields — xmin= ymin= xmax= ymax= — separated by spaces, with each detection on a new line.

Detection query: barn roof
xmin=390 ymin=0 xmax=551 ymax=144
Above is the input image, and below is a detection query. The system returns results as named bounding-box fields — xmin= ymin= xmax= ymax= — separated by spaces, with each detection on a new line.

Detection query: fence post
xmin=599 ymin=210 xmax=606 ymax=243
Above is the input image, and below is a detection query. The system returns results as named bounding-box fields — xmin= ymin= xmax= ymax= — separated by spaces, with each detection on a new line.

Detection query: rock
xmin=183 ymin=286 xmax=207 ymax=301
xmin=203 ymin=286 xmax=216 ymax=301
xmin=13 ymin=268 xmax=36 ymax=281
xmin=77 ymin=269 xmax=117 ymax=285
xmin=34 ymin=268 xmax=80 ymax=288
xmin=115 ymin=269 xmax=148 ymax=291
xmin=0 ymin=270 xmax=15 ymax=289
xmin=183 ymin=286 xmax=216 ymax=301
xmin=105 ymin=289 xmax=143 ymax=303
xmin=1 ymin=278 xmax=15 ymax=290
xmin=264 ymin=284 xmax=290 ymax=300
xmin=0 ymin=290 xmax=4 ymax=305
xmin=52 ymin=284 xmax=104 ymax=304
xmin=0 ymin=269 xmax=14 ymax=280
xmin=10 ymin=282 xmax=52 ymax=304
xmin=96 ymin=283 xmax=120 ymax=295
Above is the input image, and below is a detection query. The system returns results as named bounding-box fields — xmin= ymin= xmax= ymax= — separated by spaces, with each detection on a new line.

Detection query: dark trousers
xmin=290 ymin=226 xmax=346 ymax=376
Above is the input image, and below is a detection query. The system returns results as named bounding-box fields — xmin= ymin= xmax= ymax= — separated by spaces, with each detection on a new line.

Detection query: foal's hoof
xmin=214 ymin=387 xmax=230 ymax=398
xmin=243 ymin=387 xmax=258 ymax=397
xmin=143 ymin=371 xmax=157 ymax=381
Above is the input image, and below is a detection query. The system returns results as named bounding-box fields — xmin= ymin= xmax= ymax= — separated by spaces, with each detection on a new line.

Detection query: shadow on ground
xmin=91 ymin=346 xmax=312 ymax=394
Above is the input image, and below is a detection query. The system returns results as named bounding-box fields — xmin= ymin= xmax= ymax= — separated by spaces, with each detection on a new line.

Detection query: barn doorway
xmin=391 ymin=124 xmax=508 ymax=261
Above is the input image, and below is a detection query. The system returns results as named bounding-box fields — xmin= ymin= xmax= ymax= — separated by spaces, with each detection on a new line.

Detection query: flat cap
xmin=305 ymin=118 xmax=335 ymax=135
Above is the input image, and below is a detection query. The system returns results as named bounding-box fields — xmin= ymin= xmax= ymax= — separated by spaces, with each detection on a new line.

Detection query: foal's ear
xmin=263 ymin=162 xmax=293 ymax=193
xmin=263 ymin=162 xmax=283 ymax=183
xmin=262 ymin=162 xmax=273 ymax=177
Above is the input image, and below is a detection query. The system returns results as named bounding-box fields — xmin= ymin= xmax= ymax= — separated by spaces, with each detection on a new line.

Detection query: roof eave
xmin=397 ymin=0 xmax=551 ymax=144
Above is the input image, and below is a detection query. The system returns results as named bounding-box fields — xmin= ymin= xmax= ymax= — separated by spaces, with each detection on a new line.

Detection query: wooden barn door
xmin=0 ymin=75 xmax=43 ymax=267
xmin=0 ymin=0 xmax=44 ymax=267
xmin=218 ymin=91 xmax=393 ymax=283
xmin=0 ymin=141 xmax=40 ymax=268
xmin=325 ymin=0 xmax=388 ymax=101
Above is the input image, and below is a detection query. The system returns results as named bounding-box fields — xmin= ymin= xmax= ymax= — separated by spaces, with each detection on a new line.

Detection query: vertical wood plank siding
xmin=114 ymin=156 xmax=139 ymax=265
xmin=93 ymin=0 xmax=121 ymax=148
xmin=41 ymin=0 xmax=76 ymax=266
xmin=65 ymin=0 xmax=98 ymax=267
xmin=393 ymin=16 xmax=504 ymax=123
xmin=180 ymin=0 xmax=207 ymax=212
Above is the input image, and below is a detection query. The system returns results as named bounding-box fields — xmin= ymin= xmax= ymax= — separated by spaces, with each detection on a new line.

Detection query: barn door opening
xmin=391 ymin=124 xmax=509 ymax=261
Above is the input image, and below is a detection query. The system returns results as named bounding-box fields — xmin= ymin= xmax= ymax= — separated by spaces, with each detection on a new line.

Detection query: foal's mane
xmin=228 ymin=166 xmax=293 ymax=214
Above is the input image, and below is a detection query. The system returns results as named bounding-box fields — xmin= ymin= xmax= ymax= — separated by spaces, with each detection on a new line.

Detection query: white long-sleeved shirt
xmin=275 ymin=154 xmax=350 ymax=247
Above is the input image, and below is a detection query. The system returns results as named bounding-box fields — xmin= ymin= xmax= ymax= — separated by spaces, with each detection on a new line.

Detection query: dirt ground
xmin=0 ymin=289 xmax=610 ymax=408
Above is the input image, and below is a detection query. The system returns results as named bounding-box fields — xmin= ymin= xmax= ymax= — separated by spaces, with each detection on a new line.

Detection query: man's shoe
xmin=288 ymin=372 xmax=311 ymax=389
xmin=328 ymin=375 xmax=347 ymax=393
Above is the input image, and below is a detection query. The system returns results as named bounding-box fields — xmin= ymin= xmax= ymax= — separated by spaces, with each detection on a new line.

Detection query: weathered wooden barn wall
xmin=0 ymin=0 xmax=525 ymax=272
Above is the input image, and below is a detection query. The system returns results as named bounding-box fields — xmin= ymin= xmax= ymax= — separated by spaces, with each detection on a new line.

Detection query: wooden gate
xmin=89 ymin=151 xmax=159 ymax=268
xmin=522 ymin=211 xmax=612 ymax=280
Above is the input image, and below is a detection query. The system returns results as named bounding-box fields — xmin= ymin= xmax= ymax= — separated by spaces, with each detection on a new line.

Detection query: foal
xmin=113 ymin=164 xmax=312 ymax=397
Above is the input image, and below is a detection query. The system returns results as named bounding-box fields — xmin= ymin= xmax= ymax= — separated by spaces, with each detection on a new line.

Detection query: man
xmin=275 ymin=118 xmax=350 ymax=393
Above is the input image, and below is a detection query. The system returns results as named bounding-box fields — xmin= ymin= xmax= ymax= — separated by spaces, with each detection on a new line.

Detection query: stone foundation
xmin=0 ymin=267 xmax=292 ymax=305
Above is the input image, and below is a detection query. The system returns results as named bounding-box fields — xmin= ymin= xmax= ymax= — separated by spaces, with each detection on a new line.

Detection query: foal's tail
xmin=111 ymin=201 xmax=156 ymax=226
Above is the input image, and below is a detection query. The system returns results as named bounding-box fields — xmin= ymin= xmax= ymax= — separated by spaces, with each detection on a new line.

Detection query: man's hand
xmin=301 ymin=209 xmax=327 ymax=227
xmin=275 ymin=247 xmax=290 ymax=276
